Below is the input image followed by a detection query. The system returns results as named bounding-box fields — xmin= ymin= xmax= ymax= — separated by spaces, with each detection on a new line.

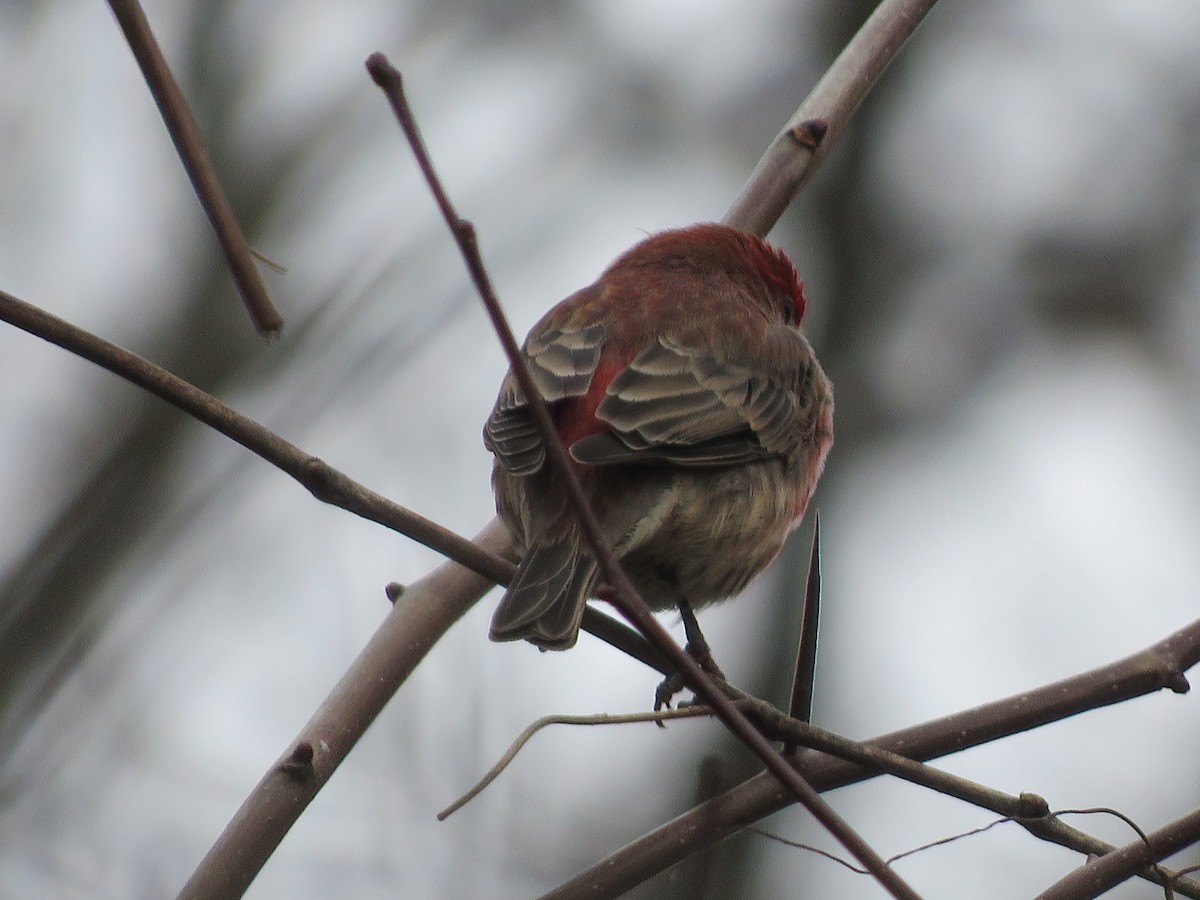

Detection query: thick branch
xmin=176 ymin=520 xmax=509 ymax=899
xmin=722 ymin=0 xmax=938 ymax=236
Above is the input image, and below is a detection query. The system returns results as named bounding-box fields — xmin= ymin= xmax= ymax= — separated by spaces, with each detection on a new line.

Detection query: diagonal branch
xmin=105 ymin=0 xmax=283 ymax=335
xmin=1021 ymin=812 xmax=1200 ymax=898
xmin=1037 ymin=806 xmax=1200 ymax=900
xmin=0 ymin=286 xmax=666 ymax=675
xmin=0 ymin=289 xmax=503 ymax=582
xmin=175 ymin=520 xmax=510 ymax=900
xmin=366 ymin=51 xmax=920 ymax=900
xmin=723 ymin=0 xmax=939 ymax=235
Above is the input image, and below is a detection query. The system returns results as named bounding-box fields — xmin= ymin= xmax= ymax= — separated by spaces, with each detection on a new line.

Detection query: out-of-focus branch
xmin=105 ymin=0 xmax=283 ymax=335
xmin=723 ymin=0 xmax=939 ymax=236
xmin=544 ymin=616 xmax=1199 ymax=897
xmin=175 ymin=520 xmax=510 ymax=900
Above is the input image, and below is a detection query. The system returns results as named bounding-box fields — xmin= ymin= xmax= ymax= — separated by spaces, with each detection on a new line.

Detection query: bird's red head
xmin=727 ymin=227 xmax=807 ymax=325
xmin=612 ymin=223 xmax=807 ymax=325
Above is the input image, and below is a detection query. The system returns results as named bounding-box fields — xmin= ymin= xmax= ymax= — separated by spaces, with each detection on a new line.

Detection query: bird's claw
xmin=652 ymin=602 xmax=728 ymax=721
xmin=654 ymin=672 xmax=686 ymax=715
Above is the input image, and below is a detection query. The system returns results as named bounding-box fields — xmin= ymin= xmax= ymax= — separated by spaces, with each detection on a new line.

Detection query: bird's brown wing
xmin=571 ymin=330 xmax=809 ymax=467
xmin=483 ymin=320 xmax=606 ymax=475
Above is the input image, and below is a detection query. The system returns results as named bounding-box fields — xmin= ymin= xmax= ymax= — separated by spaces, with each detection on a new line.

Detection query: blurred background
xmin=2 ymin=1 xmax=1199 ymax=897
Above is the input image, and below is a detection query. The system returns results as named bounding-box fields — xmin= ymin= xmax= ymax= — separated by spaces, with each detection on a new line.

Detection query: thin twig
xmin=751 ymin=810 xmax=1200 ymax=899
xmin=105 ymin=0 xmax=283 ymax=335
xmin=750 ymin=816 xmax=1014 ymax=874
xmin=437 ymin=707 xmax=714 ymax=820
xmin=365 ymin=52 xmax=921 ymax=900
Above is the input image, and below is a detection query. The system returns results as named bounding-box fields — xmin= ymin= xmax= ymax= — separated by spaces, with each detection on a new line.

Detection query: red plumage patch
xmin=553 ymin=356 xmax=624 ymax=452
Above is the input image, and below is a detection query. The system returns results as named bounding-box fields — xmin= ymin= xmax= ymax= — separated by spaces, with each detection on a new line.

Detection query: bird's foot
xmin=653 ymin=601 xmax=726 ymax=715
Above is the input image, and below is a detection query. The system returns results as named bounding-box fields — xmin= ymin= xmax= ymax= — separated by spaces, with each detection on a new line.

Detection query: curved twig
xmin=437 ymin=707 xmax=714 ymax=821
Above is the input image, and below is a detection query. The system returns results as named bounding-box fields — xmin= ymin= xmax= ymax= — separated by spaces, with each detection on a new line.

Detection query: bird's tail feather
xmin=489 ymin=541 xmax=598 ymax=650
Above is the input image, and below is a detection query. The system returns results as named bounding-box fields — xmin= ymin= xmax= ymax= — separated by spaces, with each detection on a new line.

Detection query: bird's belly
xmin=617 ymin=461 xmax=804 ymax=611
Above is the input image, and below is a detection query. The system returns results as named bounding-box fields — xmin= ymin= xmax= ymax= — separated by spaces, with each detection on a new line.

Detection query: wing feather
xmin=483 ymin=320 xmax=605 ymax=475
xmin=573 ymin=330 xmax=811 ymax=466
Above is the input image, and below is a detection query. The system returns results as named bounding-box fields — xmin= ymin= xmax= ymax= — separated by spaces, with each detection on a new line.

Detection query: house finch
xmin=484 ymin=223 xmax=833 ymax=650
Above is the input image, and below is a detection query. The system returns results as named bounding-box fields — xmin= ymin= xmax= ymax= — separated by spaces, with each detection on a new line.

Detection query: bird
xmin=483 ymin=222 xmax=833 ymax=650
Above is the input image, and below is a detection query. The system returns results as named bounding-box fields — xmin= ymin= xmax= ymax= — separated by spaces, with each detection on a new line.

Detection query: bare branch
xmin=544 ymin=616 xmax=1199 ymax=897
xmin=1037 ymin=807 xmax=1200 ymax=899
xmin=723 ymin=0 xmax=939 ymax=236
xmin=105 ymin=0 xmax=283 ymax=335
xmin=0 ymin=289 xmax=503 ymax=582
xmin=176 ymin=520 xmax=510 ymax=899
